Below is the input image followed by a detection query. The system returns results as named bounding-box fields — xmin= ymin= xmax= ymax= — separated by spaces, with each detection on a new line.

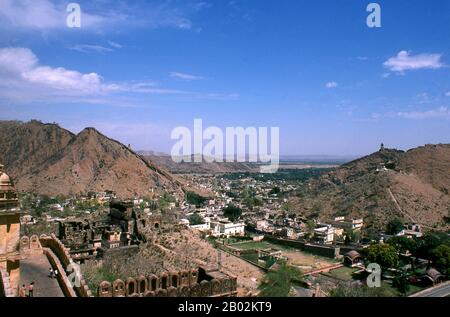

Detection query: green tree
xmin=386 ymin=218 xmax=404 ymax=235
xmin=412 ymin=231 xmax=450 ymax=260
xmin=245 ymin=196 xmax=263 ymax=210
xmin=139 ymin=201 xmax=147 ymax=210
xmin=431 ymin=245 xmax=450 ymax=278
xmin=188 ymin=213 xmax=205 ymax=226
xmin=392 ymin=271 xmax=410 ymax=296
xmin=387 ymin=236 xmax=416 ymax=254
xmin=148 ymin=200 xmax=158 ymax=211
xmin=223 ymin=205 xmax=242 ymax=222
xmin=269 ymin=187 xmax=281 ymax=196
xmin=365 ymin=244 xmax=399 ymax=270
xmin=252 ymin=197 xmax=263 ymax=207
xmin=344 ymin=229 xmax=360 ymax=245
xmin=39 ymin=195 xmax=57 ymax=206
xmin=158 ymin=192 xmax=176 ymax=211
xmin=258 ymin=264 xmax=303 ymax=297
xmin=225 ymin=191 xmax=238 ymax=198
xmin=186 ymin=191 xmax=208 ymax=207
xmin=305 ymin=220 xmax=316 ymax=239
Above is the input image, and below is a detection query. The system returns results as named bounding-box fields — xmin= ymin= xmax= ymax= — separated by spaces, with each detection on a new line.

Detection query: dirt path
xmin=387 ymin=187 xmax=415 ymax=223
xmin=387 ymin=187 xmax=434 ymax=229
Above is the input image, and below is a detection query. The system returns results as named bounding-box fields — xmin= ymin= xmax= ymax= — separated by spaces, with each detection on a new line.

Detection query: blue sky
xmin=0 ymin=0 xmax=449 ymax=155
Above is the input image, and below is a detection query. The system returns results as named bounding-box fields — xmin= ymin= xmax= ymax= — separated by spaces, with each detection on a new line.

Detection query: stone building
xmin=57 ymin=200 xmax=162 ymax=261
xmin=0 ymin=163 xmax=21 ymax=296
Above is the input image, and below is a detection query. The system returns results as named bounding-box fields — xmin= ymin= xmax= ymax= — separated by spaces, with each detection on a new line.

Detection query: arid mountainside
xmin=0 ymin=120 xmax=183 ymax=198
xmin=290 ymin=144 xmax=450 ymax=231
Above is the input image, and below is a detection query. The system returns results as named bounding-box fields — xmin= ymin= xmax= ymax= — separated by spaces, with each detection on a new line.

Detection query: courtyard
xmin=227 ymin=240 xmax=337 ymax=271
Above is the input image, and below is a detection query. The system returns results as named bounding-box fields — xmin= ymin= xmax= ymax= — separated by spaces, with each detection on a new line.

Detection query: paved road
xmin=410 ymin=281 xmax=450 ymax=297
xmin=20 ymin=252 xmax=65 ymax=297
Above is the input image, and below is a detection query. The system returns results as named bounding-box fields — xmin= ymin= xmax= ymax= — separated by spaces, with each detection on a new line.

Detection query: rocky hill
xmin=289 ymin=144 xmax=450 ymax=231
xmin=0 ymin=120 xmax=183 ymax=198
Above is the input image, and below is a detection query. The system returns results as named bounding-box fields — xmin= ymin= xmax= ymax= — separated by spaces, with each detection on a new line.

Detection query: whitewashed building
xmin=314 ymin=225 xmax=335 ymax=244
xmin=210 ymin=220 xmax=245 ymax=238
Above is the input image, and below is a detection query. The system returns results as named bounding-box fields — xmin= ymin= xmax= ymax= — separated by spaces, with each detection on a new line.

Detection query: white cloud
xmin=0 ymin=47 xmax=178 ymax=102
xmin=371 ymin=112 xmax=381 ymax=120
xmin=326 ymin=81 xmax=338 ymax=89
xmin=0 ymin=0 xmax=65 ymax=29
xmin=0 ymin=0 xmax=107 ymax=30
xmin=196 ymin=93 xmax=240 ymax=101
xmin=69 ymin=44 xmax=113 ymax=54
xmin=0 ymin=47 xmax=104 ymax=96
xmin=69 ymin=41 xmax=123 ymax=54
xmin=415 ymin=92 xmax=429 ymax=99
xmin=108 ymin=41 xmax=123 ymax=49
xmin=23 ymin=66 xmax=104 ymax=93
xmin=0 ymin=47 xmax=239 ymax=104
xmin=372 ymin=107 xmax=450 ymax=121
xmin=169 ymin=72 xmax=205 ymax=81
xmin=0 ymin=47 xmax=37 ymax=74
xmin=383 ymin=51 xmax=445 ymax=73
xmin=0 ymin=0 xmax=205 ymax=33
xmin=394 ymin=107 xmax=450 ymax=120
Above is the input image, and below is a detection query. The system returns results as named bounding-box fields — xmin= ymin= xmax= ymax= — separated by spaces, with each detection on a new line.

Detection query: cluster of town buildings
xmin=174 ymin=173 xmax=425 ymax=246
xmin=17 ymin=167 xmax=426 ymax=248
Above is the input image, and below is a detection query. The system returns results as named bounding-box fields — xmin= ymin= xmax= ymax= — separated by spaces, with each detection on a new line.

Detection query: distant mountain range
xmin=0 ymin=120 xmax=183 ymax=199
xmin=289 ymin=144 xmax=450 ymax=231
xmin=278 ymin=155 xmax=360 ymax=164
xmin=142 ymin=154 xmax=259 ymax=174
xmin=138 ymin=153 xmax=356 ymax=174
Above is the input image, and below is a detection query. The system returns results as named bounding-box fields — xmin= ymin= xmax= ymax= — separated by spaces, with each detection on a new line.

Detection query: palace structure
xmin=0 ymin=163 xmax=21 ymax=296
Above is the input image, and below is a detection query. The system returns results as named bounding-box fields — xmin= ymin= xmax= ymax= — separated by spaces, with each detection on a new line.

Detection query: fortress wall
xmin=263 ymin=235 xmax=307 ymax=249
xmin=38 ymin=234 xmax=92 ymax=297
xmin=97 ymin=267 xmax=238 ymax=297
xmin=263 ymin=236 xmax=340 ymax=259
xmin=42 ymin=247 xmax=77 ymax=297
xmin=303 ymin=244 xmax=340 ymax=258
